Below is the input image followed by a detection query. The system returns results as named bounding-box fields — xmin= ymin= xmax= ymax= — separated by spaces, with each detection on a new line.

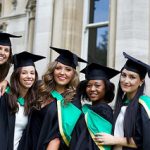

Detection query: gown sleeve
xmin=134 ymin=104 xmax=150 ymax=150
xmin=37 ymin=100 xmax=60 ymax=150
xmin=0 ymin=94 xmax=9 ymax=150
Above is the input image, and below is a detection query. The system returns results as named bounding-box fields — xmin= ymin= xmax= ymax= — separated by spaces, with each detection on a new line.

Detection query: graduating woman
xmin=69 ymin=63 xmax=120 ymax=150
xmin=25 ymin=46 xmax=87 ymax=150
xmin=0 ymin=51 xmax=45 ymax=150
xmin=0 ymin=32 xmax=21 ymax=95
xmin=95 ymin=52 xmax=150 ymax=150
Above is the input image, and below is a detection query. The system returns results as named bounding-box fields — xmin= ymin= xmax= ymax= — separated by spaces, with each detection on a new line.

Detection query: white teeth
xmin=0 ymin=57 xmax=4 ymax=60
xmin=25 ymin=80 xmax=32 ymax=82
xmin=90 ymin=94 xmax=97 ymax=96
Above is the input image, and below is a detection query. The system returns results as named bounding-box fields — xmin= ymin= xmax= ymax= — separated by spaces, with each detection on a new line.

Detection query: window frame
xmin=81 ymin=0 xmax=117 ymax=68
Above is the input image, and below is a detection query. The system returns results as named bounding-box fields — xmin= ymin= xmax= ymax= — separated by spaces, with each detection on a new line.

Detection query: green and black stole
xmin=51 ymin=90 xmax=82 ymax=146
xmin=139 ymin=95 xmax=150 ymax=118
xmin=82 ymin=104 xmax=112 ymax=150
xmin=5 ymin=86 xmax=25 ymax=106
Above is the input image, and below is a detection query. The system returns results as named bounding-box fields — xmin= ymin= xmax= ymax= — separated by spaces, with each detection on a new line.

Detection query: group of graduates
xmin=0 ymin=31 xmax=150 ymax=150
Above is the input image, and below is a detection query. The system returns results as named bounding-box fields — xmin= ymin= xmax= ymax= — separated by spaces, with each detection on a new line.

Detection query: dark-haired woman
xmin=95 ymin=52 xmax=150 ymax=150
xmin=69 ymin=63 xmax=120 ymax=150
xmin=0 ymin=32 xmax=21 ymax=95
xmin=0 ymin=51 xmax=45 ymax=150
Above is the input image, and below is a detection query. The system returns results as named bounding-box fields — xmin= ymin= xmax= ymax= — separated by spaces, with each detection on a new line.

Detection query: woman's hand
xmin=46 ymin=138 xmax=60 ymax=150
xmin=94 ymin=132 xmax=137 ymax=148
xmin=95 ymin=132 xmax=116 ymax=145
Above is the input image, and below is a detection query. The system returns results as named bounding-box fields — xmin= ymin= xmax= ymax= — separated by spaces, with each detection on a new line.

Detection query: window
xmin=82 ymin=0 xmax=110 ymax=65
xmin=0 ymin=2 xmax=2 ymax=17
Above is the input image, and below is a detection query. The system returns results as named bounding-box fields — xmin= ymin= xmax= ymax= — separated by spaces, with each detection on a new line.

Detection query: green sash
xmin=5 ymin=86 xmax=25 ymax=106
xmin=82 ymin=104 xmax=112 ymax=150
xmin=17 ymin=97 xmax=25 ymax=106
xmin=51 ymin=90 xmax=82 ymax=146
xmin=5 ymin=86 xmax=10 ymax=94
xmin=139 ymin=95 xmax=150 ymax=118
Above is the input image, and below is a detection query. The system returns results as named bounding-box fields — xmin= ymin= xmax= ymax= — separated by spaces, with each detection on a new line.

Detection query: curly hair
xmin=78 ymin=79 xmax=115 ymax=103
xmin=37 ymin=61 xmax=79 ymax=105
xmin=8 ymin=66 xmax=39 ymax=115
xmin=0 ymin=47 xmax=12 ymax=82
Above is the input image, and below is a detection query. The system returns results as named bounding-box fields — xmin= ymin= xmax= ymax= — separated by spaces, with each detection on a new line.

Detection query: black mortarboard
xmin=13 ymin=51 xmax=46 ymax=69
xmin=123 ymin=52 xmax=150 ymax=78
xmin=50 ymin=46 xmax=87 ymax=69
xmin=81 ymin=63 xmax=120 ymax=80
xmin=0 ymin=32 xmax=22 ymax=46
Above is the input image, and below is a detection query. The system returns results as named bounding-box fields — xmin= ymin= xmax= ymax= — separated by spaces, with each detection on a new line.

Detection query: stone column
xmin=33 ymin=0 xmax=54 ymax=78
xmin=26 ymin=0 xmax=36 ymax=52
xmin=115 ymin=0 xmax=150 ymax=93
xmin=52 ymin=0 xmax=84 ymax=54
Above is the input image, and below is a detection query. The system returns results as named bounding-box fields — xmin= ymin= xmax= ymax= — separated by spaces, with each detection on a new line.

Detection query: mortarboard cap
xmin=0 ymin=32 xmax=22 ymax=46
xmin=123 ymin=52 xmax=150 ymax=78
xmin=13 ymin=51 xmax=46 ymax=69
xmin=81 ymin=63 xmax=120 ymax=80
xmin=50 ymin=46 xmax=87 ymax=69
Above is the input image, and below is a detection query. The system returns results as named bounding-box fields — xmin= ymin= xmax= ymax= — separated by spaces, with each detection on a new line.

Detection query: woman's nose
xmin=0 ymin=49 xmax=4 ymax=54
xmin=60 ymin=69 xmax=65 ymax=74
xmin=91 ymin=85 xmax=96 ymax=91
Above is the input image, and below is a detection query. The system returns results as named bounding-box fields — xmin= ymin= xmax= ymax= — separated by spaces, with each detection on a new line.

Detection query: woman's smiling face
xmin=86 ymin=80 xmax=106 ymax=102
xmin=120 ymin=68 xmax=143 ymax=98
xmin=0 ymin=45 xmax=11 ymax=65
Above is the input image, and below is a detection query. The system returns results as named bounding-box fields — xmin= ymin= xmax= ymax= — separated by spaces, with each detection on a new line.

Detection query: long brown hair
xmin=8 ymin=66 xmax=39 ymax=115
xmin=0 ymin=47 xmax=12 ymax=82
xmin=38 ymin=61 xmax=79 ymax=105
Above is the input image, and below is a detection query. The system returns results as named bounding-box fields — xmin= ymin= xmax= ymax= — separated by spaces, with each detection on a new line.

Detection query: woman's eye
xmin=21 ymin=72 xmax=26 ymax=75
xmin=95 ymin=85 xmax=100 ymax=88
xmin=130 ymin=76 xmax=136 ymax=79
xmin=87 ymin=84 xmax=91 ymax=88
xmin=66 ymin=68 xmax=72 ymax=71
xmin=55 ymin=67 xmax=61 ymax=70
xmin=121 ymin=73 xmax=126 ymax=78
xmin=5 ymin=48 xmax=10 ymax=53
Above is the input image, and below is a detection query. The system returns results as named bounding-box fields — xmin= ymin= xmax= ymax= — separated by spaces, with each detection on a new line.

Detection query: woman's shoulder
xmin=139 ymin=94 xmax=150 ymax=100
xmin=92 ymin=102 xmax=113 ymax=112
xmin=138 ymin=95 xmax=150 ymax=118
xmin=139 ymin=95 xmax=150 ymax=107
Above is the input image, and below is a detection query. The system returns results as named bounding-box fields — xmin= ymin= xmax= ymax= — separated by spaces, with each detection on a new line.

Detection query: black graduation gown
xmin=0 ymin=93 xmax=26 ymax=150
xmin=23 ymin=103 xmax=51 ymax=150
xmin=69 ymin=103 xmax=113 ymax=150
xmin=133 ymin=103 xmax=150 ymax=150
xmin=37 ymin=96 xmax=81 ymax=150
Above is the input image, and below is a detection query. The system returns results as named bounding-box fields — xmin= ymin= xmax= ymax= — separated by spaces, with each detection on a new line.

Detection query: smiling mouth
xmin=89 ymin=93 xmax=97 ymax=97
xmin=0 ymin=56 xmax=5 ymax=60
xmin=57 ymin=76 xmax=66 ymax=80
xmin=24 ymin=80 xmax=33 ymax=83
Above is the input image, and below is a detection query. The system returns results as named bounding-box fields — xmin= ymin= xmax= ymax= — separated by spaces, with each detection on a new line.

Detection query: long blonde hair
xmin=38 ymin=61 xmax=79 ymax=105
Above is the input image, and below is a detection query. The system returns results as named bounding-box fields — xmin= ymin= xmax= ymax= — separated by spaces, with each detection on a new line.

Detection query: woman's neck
xmin=19 ymin=86 xmax=28 ymax=98
xmin=92 ymin=99 xmax=105 ymax=106
xmin=126 ymin=91 xmax=137 ymax=100
xmin=55 ymin=85 xmax=65 ymax=94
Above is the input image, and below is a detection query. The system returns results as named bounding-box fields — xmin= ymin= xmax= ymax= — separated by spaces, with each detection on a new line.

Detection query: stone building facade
xmin=1 ymin=0 xmax=150 ymax=94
